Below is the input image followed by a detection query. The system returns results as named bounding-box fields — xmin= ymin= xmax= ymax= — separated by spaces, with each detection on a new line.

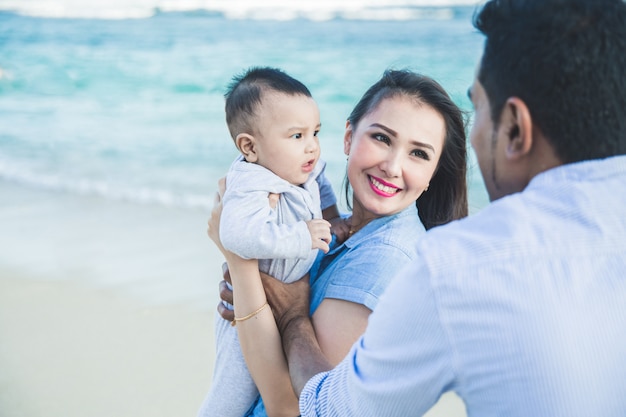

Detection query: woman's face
xmin=344 ymin=95 xmax=445 ymax=221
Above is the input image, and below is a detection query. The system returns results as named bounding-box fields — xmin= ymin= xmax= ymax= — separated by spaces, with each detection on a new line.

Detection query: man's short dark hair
xmin=474 ymin=0 xmax=626 ymax=163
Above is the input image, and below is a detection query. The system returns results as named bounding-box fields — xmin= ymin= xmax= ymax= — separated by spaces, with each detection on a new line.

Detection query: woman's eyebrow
xmin=370 ymin=123 xmax=397 ymax=136
xmin=370 ymin=123 xmax=435 ymax=152
xmin=411 ymin=140 xmax=435 ymax=152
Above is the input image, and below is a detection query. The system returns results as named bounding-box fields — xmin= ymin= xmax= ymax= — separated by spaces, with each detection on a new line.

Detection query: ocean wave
xmin=0 ymin=162 xmax=213 ymax=211
xmin=0 ymin=0 xmax=481 ymax=20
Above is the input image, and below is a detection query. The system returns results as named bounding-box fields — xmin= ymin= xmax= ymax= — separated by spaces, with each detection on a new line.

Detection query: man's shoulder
xmin=418 ymin=194 xmax=532 ymax=269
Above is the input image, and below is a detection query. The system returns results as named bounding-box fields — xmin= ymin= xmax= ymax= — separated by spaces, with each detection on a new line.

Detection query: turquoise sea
xmin=0 ymin=2 xmax=487 ymax=211
xmin=0 ymin=1 xmax=487 ymax=307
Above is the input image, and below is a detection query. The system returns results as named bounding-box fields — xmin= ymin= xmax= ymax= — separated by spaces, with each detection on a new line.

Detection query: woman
xmin=209 ymin=69 xmax=468 ymax=417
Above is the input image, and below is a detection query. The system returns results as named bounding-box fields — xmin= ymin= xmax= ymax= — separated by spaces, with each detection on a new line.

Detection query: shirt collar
xmin=331 ymin=204 xmax=420 ymax=252
xmin=528 ymin=155 xmax=626 ymax=190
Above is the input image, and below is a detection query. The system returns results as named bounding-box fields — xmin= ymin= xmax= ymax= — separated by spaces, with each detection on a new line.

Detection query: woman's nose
xmin=380 ymin=151 xmax=402 ymax=177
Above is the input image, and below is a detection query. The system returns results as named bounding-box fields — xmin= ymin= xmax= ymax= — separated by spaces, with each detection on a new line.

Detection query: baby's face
xmin=253 ymin=92 xmax=321 ymax=186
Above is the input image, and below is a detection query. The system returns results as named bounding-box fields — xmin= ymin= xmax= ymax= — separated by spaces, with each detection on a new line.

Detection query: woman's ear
xmin=343 ymin=121 xmax=353 ymax=156
xmin=236 ymin=133 xmax=258 ymax=163
xmin=502 ymin=97 xmax=533 ymax=161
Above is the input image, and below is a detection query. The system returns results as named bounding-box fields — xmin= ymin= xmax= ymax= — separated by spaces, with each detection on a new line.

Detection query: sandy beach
xmin=0 ymin=181 xmax=466 ymax=417
xmin=0 ymin=182 xmax=220 ymax=416
xmin=0 ymin=273 xmax=215 ymax=417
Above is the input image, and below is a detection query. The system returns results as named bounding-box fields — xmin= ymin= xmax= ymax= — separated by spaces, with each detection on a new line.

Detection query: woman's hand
xmin=207 ymin=177 xmax=227 ymax=254
xmin=210 ymin=177 xmax=238 ymax=321
xmin=329 ymin=215 xmax=352 ymax=244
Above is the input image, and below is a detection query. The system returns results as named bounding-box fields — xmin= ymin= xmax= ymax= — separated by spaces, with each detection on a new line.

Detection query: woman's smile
xmin=368 ymin=175 xmax=400 ymax=197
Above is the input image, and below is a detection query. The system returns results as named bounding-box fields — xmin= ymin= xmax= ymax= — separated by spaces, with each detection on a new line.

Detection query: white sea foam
xmin=0 ymin=160 xmax=213 ymax=211
xmin=0 ymin=0 xmax=483 ymax=20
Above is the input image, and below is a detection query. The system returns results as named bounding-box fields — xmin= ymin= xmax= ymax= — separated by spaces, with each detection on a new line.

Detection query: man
xmin=264 ymin=0 xmax=626 ymax=415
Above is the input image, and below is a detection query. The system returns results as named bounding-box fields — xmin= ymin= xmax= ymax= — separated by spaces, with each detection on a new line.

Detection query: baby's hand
xmin=306 ymin=219 xmax=332 ymax=253
xmin=328 ymin=216 xmax=351 ymax=244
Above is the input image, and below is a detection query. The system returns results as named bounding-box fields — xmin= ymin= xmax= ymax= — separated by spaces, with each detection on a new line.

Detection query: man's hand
xmin=306 ymin=219 xmax=332 ymax=253
xmin=261 ymin=273 xmax=333 ymax=397
xmin=260 ymin=273 xmax=311 ymax=336
xmin=217 ymin=271 xmax=235 ymax=322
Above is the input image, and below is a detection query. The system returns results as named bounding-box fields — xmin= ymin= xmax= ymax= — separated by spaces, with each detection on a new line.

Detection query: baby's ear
xmin=236 ymin=133 xmax=258 ymax=163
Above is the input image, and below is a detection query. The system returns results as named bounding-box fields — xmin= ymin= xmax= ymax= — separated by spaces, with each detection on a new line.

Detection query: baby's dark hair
xmin=224 ymin=66 xmax=312 ymax=140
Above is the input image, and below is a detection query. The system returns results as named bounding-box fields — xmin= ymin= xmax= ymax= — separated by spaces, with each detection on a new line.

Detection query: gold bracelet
xmin=231 ymin=302 xmax=269 ymax=327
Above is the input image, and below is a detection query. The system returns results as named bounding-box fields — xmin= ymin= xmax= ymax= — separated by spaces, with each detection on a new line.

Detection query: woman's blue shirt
xmin=247 ymin=204 xmax=425 ymax=417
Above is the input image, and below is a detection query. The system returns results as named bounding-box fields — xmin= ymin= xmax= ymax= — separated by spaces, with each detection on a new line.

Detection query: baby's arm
xmin=220 ymin=189 xmax=317 ymax=260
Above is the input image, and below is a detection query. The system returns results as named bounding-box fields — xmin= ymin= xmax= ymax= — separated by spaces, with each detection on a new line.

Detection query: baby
xmin=197 ymin=66 xmax=345 ymax=417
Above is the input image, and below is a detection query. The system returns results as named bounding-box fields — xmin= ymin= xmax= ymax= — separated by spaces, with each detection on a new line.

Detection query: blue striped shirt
xmin=300 ymin=155 xmax=626 ymax=416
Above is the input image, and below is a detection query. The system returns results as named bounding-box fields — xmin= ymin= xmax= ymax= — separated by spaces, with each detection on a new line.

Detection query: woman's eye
xmin=373 ymin=133 xmax=391 ymax=144
xmin=411 ymin=149 xmax=430 ymax=160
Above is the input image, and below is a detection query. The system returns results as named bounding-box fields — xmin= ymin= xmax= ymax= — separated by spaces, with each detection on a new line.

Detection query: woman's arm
xmin=312 ymin=299 xmax=371 ymax=365
xmin=208 ymin=183 xmax=299 ymax=417
xmin=228 ymin=259 xmax=300 ymax=417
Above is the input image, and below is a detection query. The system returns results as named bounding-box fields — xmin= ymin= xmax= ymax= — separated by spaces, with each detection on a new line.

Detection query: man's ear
xmin=343 ymin=121 xmax=353 ymax=156
xmin=236 ymin=133 xmax=258 ymax=163
xmin=501 ymin=97 xmax=533 ymax=161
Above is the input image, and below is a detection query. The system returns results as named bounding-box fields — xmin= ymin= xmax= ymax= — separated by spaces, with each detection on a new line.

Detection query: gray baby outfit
xmin=197 ymin=155 xmax=336 ymax=417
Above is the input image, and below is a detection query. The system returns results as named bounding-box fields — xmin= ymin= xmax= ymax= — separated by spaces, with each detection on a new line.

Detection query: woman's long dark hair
xmin=344 ymin=69 xmax=468 ymax=229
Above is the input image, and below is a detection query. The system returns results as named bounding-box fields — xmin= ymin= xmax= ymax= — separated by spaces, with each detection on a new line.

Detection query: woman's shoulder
xmin=349 ymin=205 xmax=425 ymax=259
xmin=312 ymin=219 xmax=422 ymax=312
xmin=324 ymin=214 xmax=424 ymax=287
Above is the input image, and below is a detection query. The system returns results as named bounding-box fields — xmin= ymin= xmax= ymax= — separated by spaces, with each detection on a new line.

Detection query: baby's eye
xmin=291 ymin=133 xmax=303 ymax=139
xmin=314 ymin=130 xmax=320 ymax=137
xmin=411 ymin=149 xmax=431 ymax=160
